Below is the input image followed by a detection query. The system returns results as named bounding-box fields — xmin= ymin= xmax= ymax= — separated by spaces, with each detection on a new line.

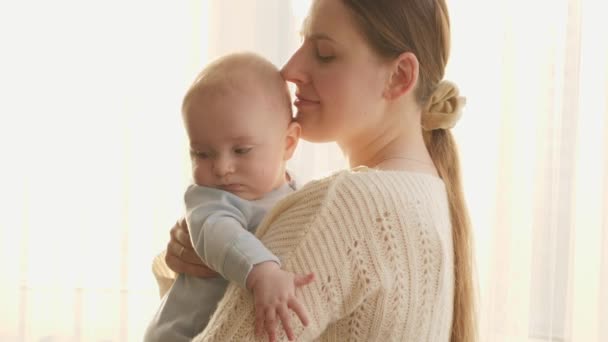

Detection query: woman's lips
xmin=294 ymin=95 xmax=320 ymax=108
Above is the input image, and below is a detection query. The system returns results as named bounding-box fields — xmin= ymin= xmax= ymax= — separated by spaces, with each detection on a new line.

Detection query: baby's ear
xmin=283 ymin=120 xmax=301 ymax=160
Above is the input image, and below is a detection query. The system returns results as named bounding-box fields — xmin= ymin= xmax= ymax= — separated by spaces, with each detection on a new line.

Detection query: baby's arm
xmin=185 ymin=184 xmax=314 ymax=340
xmin=185 ymin=184 xmax=279 ymax=287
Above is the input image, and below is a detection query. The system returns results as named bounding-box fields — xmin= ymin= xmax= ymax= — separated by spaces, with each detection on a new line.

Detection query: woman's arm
xmin=151 ymin=251 xmax=175 ymax=298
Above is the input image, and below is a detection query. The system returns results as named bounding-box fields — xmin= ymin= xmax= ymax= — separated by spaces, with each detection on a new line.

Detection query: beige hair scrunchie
xmin=421 ymin=80 xmax=466 ymax=131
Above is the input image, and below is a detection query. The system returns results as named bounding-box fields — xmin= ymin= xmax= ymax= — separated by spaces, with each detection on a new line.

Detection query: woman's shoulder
xmin=324 ymin=166 xmax=446 ymax=199
xmin=254 ymin=168 xmax=372 ymax=237
xmin=258 ymin=167 xmax=447 ymax=234
xmin=277 ymin=167 xmax=442 ymax=226
xmin=290 ymin=166 xmax=446 ymax=207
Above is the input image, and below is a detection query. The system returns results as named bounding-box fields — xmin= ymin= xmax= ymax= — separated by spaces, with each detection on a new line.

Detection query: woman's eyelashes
xmin=315 ymin=44 xmax=335 ymax=63
xmin=316 ymin=54 xmax=335 ymax=63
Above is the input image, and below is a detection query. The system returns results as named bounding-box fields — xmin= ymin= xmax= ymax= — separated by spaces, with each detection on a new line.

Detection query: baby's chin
xmin=232 ymin=181 xmax=289 ymax=201
xmin=229 ymin=190 xmax=261 ymax=201
xmin=218 ymin=185 xmax=263 ymax=201
xmin=194 ymin=177 xmax=286 ymax=200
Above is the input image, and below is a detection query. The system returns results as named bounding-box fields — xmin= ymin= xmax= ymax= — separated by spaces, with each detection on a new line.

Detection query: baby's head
xmin=182 ymin=52 xmax=300 ymax=200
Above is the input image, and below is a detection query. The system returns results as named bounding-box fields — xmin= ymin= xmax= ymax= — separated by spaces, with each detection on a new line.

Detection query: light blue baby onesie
xmin=144 ymin=177 xmax=297 ymax=342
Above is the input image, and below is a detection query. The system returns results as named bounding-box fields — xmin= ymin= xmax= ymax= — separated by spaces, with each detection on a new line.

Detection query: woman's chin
xmin=300 ymin=131 xmax=335 ymax=143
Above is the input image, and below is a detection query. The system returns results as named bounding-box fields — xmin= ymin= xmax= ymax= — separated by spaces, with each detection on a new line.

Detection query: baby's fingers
xmin=294 ymin=272 xmax=315 ymax=287
xmin=255 ymin=306 xmax=265 ymax=338
xmin=278 ymin=306 xmax=295 ymax=341
xmin=265 ymin=309 xmax=278 ymax=342
xmin=288 ymin=298 xmax=310 ymax=327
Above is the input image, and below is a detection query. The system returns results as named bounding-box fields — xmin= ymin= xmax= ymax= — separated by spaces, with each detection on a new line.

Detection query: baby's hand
xmin=246 ymin=261 xmax=315 ymax=342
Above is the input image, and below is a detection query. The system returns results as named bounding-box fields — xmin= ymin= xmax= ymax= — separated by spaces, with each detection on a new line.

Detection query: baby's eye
xmin=190 ymin=150 xmax=209 ymax=159
xmin=234 ymin=147 xmax=252 ymax=155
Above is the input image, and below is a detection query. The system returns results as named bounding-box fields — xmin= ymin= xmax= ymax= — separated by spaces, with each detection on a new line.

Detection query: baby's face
xmin=183 ymin=89 xmax=292 ymax=200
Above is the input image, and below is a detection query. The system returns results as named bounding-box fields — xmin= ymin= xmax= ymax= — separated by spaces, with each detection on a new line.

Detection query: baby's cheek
xmin=251 ymin=165 xmax=264 ymax=181
xmin=191 ymin=163 xmax=208 ymax=186
xmin=256 ymin=164 xmax=281 ymax=190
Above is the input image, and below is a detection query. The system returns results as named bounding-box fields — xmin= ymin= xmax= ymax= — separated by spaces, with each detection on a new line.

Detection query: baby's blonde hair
xmin=182 ymin=52 xmax=293 ymax=123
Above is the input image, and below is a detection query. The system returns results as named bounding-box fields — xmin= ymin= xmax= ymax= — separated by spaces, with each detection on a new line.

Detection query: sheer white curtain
xmin=0 ymin=0 xmax=605 ymax=341
xmin=448 ymin=0 xmax=608 ymax=340
xmin=0 ymin=1 xmax=211 ymax=341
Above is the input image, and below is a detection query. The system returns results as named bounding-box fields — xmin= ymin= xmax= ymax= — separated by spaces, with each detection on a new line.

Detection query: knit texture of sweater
xmin=154 ymin=166 xmax=454 ymax=341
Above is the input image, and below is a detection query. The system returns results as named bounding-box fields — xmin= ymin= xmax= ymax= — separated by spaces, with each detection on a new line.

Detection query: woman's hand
xmin=247 ymin=261 xmax=315 ymax=342
xmin=165 ymin=218 xmax=219 ymax=278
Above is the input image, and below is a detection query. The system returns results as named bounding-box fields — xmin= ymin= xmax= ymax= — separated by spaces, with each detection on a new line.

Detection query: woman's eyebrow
xmin=300 ymin=32 xmax=341 ymax=48
xmin=308 ymin=33 xmax=337 ymax=43
xmin=298 ymin=18 xmax=338 ymax=44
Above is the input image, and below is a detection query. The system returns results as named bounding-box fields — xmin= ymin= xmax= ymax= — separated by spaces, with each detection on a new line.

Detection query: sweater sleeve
xmin=185 ymin=185 xmax=280 ymax=289
xmin=192 ymin=174 xmax=382 ymax=341
xmin=151 ymin=250 xmax=176 ymax=298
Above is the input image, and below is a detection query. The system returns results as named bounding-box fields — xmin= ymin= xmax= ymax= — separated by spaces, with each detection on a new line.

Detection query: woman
xmin=156 ymin=0 xmax=477 ymax=340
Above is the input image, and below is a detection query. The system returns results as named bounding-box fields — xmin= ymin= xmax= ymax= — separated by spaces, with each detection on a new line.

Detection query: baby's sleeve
xmin=192 ymin=176 xmax=383 ymax=341
xmin=185 ymin=185 xmax=280 ymax=288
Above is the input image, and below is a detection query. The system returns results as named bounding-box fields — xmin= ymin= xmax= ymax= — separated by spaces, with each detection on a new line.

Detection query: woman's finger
xmin=167 ymin=239 xmax=204 ymax=265
xmin=288 ymin=298 xmax=310 ymax=327
xmin=168 ymin=219 xmax=204 ymax=265
xmin=165 ymin=252 xmax=218 ymax=278
xmin=278 ymin=306 xmax=295 ymax=341
xmin=170 ymin=219 xmax=192 ymax=247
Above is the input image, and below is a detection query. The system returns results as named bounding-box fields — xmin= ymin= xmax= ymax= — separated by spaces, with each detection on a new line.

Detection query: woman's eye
xmin=316 ymin=54 xmax=335 ymax=62
xmin=315 ymin=44 xmax=335 ymax=63
xmin=234 ymin=147 xmax=252 ymax=155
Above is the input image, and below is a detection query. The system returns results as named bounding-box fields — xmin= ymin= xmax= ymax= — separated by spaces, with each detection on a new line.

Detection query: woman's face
xmin=281 ymin=0 xmax=391 ymax=144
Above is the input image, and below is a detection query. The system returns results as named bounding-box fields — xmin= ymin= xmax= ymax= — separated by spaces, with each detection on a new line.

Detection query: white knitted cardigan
xmin=153 ymin=167 xmax=454 ymax=341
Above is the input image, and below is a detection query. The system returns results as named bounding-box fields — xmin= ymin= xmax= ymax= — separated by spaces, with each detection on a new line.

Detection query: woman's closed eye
xmin=315 ymin=42 xmax=335 ymax=63
xmin=316 ymin=54 xmax=335 ymax=63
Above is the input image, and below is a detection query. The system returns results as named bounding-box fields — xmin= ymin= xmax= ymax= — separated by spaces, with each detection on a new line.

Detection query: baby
xmin=145 ymin=52 xmax=313 ymax=342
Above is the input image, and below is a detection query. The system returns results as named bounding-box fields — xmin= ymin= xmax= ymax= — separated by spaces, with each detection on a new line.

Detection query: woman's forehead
xmin=302 ymin=0 xmax=352 ymax=38
xmin=301 ymin=0 xmax=375 ymax=58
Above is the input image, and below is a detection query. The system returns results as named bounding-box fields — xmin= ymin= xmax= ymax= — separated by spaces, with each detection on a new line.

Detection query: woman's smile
xmin=294 ymin=93 xmax=321 ymax=108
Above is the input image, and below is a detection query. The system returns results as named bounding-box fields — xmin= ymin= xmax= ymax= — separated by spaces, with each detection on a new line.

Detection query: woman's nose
xmin=280 ymin=45 xmax=309 ymax=85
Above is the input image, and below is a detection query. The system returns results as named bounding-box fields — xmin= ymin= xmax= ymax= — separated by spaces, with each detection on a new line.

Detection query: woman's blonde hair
xmin=342 ymin=1 xmax=478 ymax=340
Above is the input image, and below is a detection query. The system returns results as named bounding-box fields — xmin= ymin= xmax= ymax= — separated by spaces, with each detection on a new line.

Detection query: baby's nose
xmin=213 ymin=156 xmax=235 ymax=177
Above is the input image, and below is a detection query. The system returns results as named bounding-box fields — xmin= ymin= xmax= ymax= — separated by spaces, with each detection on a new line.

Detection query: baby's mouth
xmin=219 ymin=184 xmax=244 ymax=192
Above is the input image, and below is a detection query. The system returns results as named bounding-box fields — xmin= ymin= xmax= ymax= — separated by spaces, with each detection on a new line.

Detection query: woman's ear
xmin=383 ymin=52 xmax=419 ymax=100
xmin=283 ymin=120 xmax=301 ymax=160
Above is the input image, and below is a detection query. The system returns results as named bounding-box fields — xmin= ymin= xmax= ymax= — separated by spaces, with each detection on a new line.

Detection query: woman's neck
xmin=339 ymin=110 xmax=434 ymax=171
